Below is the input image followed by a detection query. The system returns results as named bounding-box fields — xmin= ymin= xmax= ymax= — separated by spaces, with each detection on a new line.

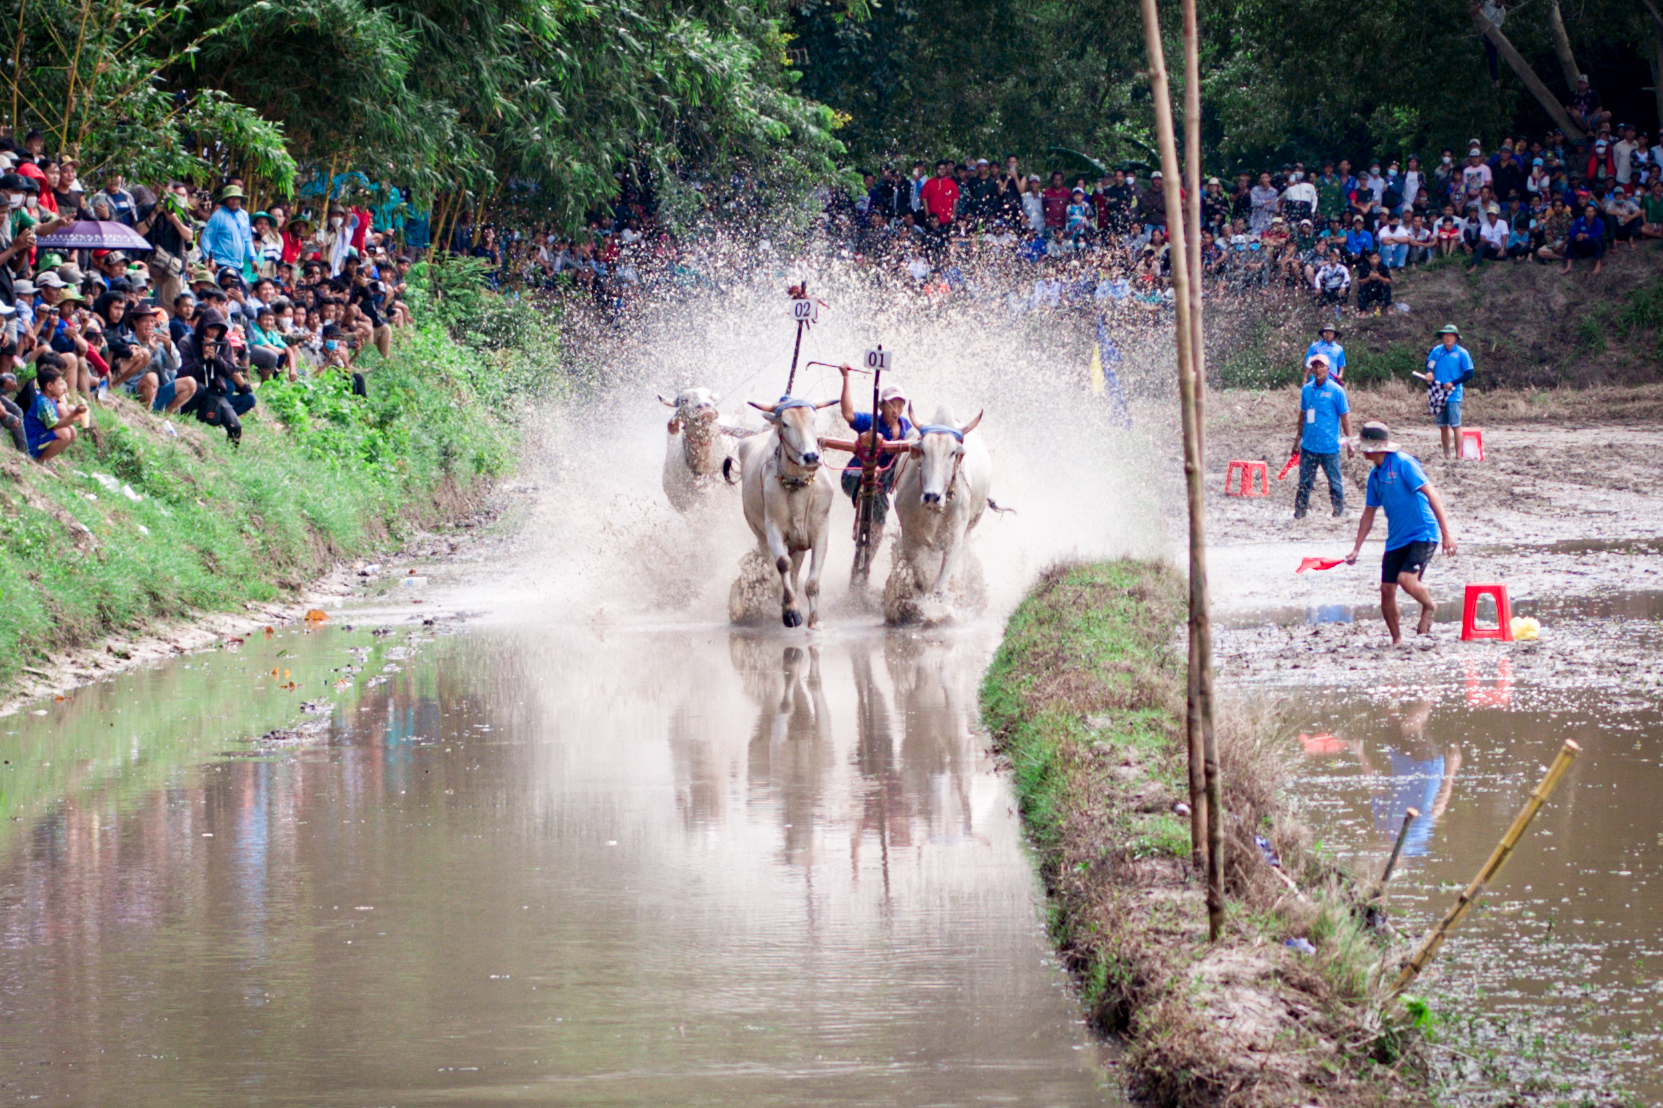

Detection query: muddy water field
xmin=1203 ymin=393 xmax=1663 ymax=1104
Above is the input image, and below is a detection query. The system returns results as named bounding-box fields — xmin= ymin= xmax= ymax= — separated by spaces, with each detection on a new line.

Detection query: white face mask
xmin=5 ymin=193 xmax=20 ymax=207
xmin=330 ymin=216 xmax=343 ymax=228
xmin=1442 ymin=156 xmax=1452 ymax=165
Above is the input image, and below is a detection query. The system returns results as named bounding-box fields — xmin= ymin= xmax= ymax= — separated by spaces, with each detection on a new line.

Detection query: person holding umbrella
xmin=1345 ymin=422 xmax=1459 ymax=643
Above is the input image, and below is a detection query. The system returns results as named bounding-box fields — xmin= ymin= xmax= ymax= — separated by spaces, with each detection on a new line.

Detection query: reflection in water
xmin=1287 ymin=688 xmax=1663 ymax=1101
xmin=0 ymin=624 xmax=1117 ymax=1107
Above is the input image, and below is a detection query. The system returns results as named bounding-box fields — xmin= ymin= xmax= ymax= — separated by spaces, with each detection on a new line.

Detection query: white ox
xmin=728 ymin=396 xmax=837 ymax=628
xmin=886 ymin=408 xmax=992 ymax=618
xmin=658 ymin=387 xmax=739 ymax=512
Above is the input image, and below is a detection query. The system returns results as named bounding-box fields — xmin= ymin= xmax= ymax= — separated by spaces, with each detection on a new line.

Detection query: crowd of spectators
xmin=1 ymin=128 xmax=417 ymax=464
xmin=817 ymin=87 xmax=1663 ymax=318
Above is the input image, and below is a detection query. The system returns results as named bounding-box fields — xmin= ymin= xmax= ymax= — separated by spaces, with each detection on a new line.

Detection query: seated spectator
xmin=1435 ymin=212 xmax=1463 ymax=256
xmin=1641 ymin=181 xmax=1663 ymax=240
xmin=1563 ymin=203 xmax=1607 ymax=274
xmin=1343 ymin=215 xmax=1373 ymax=262
xmin=1604 ymin=186 xmax=1644 ymax=248
xmin=21 ymin=359 xmax=84 ymax=463
xmin=1355 ymin=250 xmax=1392 ymax=314
xmin=1407 ymin=214 xmax=1435 ymax=263
xmin=178 ymin=307 xmax=256 ymax=443
xmin=1313 ymin=253 xmax=1350 ymax=311
xmin=1 ymin=366 xmax=25 ymax=453
xmin=1565 ymin=76 xmax=1612 ymax=134
xmin=1377 ymin=213 xmax=1412 ymax=268
xmin=1470 ymin=204 xmax=1509 ymax=268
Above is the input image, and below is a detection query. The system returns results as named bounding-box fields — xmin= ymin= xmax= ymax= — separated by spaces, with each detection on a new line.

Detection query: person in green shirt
xmin=1642 ymin=181 xmax=1663 ymax=241
xmin=1316 ymin=162 xmax=1347 ymax=223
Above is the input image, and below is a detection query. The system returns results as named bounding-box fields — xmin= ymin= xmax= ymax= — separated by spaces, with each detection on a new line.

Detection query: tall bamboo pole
xmin=1180 ymin=0 xmax=1223 ymax=944
xmin=1389 ymin=741 xmax=1580 ymax=996
xmin=1178 ymin=0 xmax=1204 ymax=875
xmin=1139 ymin=0 xmax=1222 ymax=940
xmin=9 ymin=0 xmax=29 ymax=133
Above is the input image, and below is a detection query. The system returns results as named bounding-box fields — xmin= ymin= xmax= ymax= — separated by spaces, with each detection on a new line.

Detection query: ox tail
xmin=722 ymin=456 xmax=741 ymax=485
xmin=987 ymin=497 xmax=1015 ymax=515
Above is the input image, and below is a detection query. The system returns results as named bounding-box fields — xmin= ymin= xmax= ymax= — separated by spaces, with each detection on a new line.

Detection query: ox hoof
xmin=782 ymin=608 xmax=804 ymax=629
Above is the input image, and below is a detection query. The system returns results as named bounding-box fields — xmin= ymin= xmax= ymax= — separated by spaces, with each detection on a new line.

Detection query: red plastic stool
xmin=1460 ymin=583 xmax=1513 ymax=641
xmin=1224 ymin=460 xmax=1269 ymax=497
xmin=1458 ymin=427 xmax=1485 ymax=461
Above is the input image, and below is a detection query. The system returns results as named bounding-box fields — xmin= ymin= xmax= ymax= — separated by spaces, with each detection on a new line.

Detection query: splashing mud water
xmin=477 ymin=261 xmax=1175 ymax=627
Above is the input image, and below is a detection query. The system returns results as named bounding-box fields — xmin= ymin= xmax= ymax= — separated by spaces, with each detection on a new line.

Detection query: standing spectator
xmin=199 ymin=185 xmax=254 ymax=272
xmin=135 ymin=183 xmax=194 ymax=309
xmin=1615 ymin=124 xmax=1641 ymax=186
xmin=1249 ymin=171 xmax=1278 ymax=233
xmin=966 ymin=161 xmax=999 ymax=223
xmin=1461 ymin=147 xmax=1492 ymax=211
xmin=1039 ymin=170 xmax=1071 ymax=231
xmin=1563 ymin=202 xmax=1607 ymax=274
xmin=1138 ymin=170 xmax=1167 ymax=232
xmin=1402 ymin=156 xmax=1426 ymax=212
xmin=1317 ymin=162 xmax=1348 ymax=224
xmin=98 ymin=174 xmax=137 ymax=225
xmin=1291 ymin=353 xmax=1353 ymax=518
xmin=997 ymin=156 xmax=1025 ymax=221
xmin=920 ymin=161 xmax=960 ymax=230
xmin=1432 ymin=149 xmax=1459 ymax=209
xmin=1585 ymin=139 xmax=1616 ymax=184
xmin=908 ymin=161 xmax=928 ymax=213
xmin=1201 ymin=176 xmax=1230 ymax=235
xmin=1021 ymin=176 xmax=1044 ymax=235
xmin=1492 ymin=143 xmax=1526 ymax=201
xmin=1282 ymin=168 xmax=1317 ymax=223
xmin=1421 ymin=323 xmax=1473 ymax=458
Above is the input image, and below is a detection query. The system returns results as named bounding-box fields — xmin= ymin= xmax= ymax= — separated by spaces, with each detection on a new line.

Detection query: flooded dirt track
xmin=0 ymin=620 xmax=1122 ymax=1108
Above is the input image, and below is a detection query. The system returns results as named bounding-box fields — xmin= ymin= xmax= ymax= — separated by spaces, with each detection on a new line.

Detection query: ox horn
xmin=747 ymin=399 xmax=779 ymax=414
xmin=657 ymin=393 xmax=677 ymax=408
xmin=959 ymin=410 xmax=984 ymax=435
xmin=815 ymin=398 xmax=839 ymax=409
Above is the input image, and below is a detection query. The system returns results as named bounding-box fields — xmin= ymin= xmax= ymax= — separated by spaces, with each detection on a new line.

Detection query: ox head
xmin=910 ymin=409 xmax=983 ymax=509
xmin=749 ymin=396 xmax=837 ymax=468
xmin=659 ymin=387 xmax=720 ymax=435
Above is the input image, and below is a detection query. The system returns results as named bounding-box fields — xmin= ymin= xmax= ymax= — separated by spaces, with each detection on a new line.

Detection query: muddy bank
xmin=981 ymin=561 xmax=1430 ymax=1108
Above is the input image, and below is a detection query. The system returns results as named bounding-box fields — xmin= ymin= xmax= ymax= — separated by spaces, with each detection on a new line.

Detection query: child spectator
xmin=22 ymin=359 xmax=84 ymax=463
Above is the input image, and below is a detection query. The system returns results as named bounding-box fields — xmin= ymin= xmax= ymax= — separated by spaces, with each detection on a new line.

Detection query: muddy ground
xmin=1190 ymin=383 xmax=1663 ymax=686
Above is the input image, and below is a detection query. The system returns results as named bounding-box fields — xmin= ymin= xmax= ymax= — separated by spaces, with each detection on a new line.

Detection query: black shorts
xmin=1381 ymin=540 xmax=1436 ymax=584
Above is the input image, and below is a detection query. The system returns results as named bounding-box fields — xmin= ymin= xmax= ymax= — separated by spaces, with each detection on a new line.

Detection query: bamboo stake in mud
xmin=1178 ymin=0 xmax=1221 ymax=932
xmin=1179 ymin=0 xmax=1206 ymax=872
xmin=1390 ymin=741 xmax=1580 ymax=997
xmin=1138 ymin=0 xmax=1223 ymax=940
xmin=1373 ymin=807 xmax=1418 ymax=901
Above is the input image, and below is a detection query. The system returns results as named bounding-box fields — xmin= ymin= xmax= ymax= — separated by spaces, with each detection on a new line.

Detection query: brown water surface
xmin=1284 ymin=678 xmax=1663 ymax=1101
xmin=0 ymin=621 xmax=1119 ymax=1107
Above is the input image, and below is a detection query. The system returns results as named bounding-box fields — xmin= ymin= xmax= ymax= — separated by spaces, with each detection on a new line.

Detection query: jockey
xmin=837 ymin=362 xmax=913 ymax=543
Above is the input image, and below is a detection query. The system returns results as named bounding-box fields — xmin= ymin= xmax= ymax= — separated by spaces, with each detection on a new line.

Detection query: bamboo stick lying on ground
xmin=1390 ymin=741 xmax=1580 ymax=997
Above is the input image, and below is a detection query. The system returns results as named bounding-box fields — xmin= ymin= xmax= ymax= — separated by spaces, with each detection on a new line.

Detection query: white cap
xmin=879 ymin=384 xmax=908 ymax=403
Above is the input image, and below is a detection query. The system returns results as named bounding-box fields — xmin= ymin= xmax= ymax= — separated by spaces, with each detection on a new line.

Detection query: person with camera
xmin=178 ymin=306 xmax=255 ymax=444
xmin=135 ymin=182 xmax=194 ymax=308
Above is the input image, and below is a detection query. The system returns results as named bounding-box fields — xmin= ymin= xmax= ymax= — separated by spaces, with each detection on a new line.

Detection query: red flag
xmin=1277 ymin=452 xmax=1300 ymax=480
xmin=1296 ymin=557 xmax=1345 ymax=574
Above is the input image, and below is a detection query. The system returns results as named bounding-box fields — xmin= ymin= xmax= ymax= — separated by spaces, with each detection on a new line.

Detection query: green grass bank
xmin=0 ymin=268 xmax=551 ymax=700
xmin=981 ymin=561 xmax=1431 ymax=1107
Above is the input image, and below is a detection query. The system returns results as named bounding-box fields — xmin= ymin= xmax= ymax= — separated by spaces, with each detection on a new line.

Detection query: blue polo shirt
xmin=1365 ymin=452 xmax=1440 ymax=551
xmin=844 ymin=411 xmax=913 ymax=473
xmin=1299 ymin=378 xmax=1350 ymax=454
xmin=1305 ymin=339 xmax=1346 ymax=375
xmin=1426 ymin=341 xmax=1474 ymax=403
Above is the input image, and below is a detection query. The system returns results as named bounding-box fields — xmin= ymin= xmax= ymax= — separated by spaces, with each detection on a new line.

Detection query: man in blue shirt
xmin=1423 ymin=323 xmax=1474 ymax=458
xmin=1303 ymin=323 xmax=1346 ymax=381
xmin=1292 ymin=354 xmax=1353 ymax=518
xmin=837 ymin=363 xmax=914 ymax=549
xmin=199 ymin=185 xmax=254 ymax=272
xmin=1345 ymin=422 xmax=1459 ymax=643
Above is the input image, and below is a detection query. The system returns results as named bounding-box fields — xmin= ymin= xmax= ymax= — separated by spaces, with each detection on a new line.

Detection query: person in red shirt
xmin=919 ymin=161 xmax=960 ymax=228
xmin=1041 ymin=170 xmax=1071 ymax=230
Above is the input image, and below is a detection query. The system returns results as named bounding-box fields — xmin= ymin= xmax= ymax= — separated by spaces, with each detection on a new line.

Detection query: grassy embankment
xmin=0 ymin=262 xmax=555 ymax=697
xmin=1215 ymin=244 xmax=1663 ymax=400
xmin=982 ymin=561 xmax=1431 ymax=1108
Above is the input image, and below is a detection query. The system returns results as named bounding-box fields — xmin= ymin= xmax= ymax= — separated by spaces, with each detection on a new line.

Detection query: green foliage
xmin=0 ymin=307 xmax=531 ymax=694
xmin=1348 ymin=343 xmax=1422 ymax=387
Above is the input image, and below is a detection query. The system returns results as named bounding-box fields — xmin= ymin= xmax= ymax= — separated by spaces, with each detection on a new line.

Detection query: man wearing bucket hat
xmin=1304 ymin=323 xmax=1346 ymax=382
xmin=1422 ymin=323 xmax=1474 ymax=458
xmin=199 ymin=184 xmax=254 ymax=273
xmin=1292 ymin=353 xmax=1353 ymax=518
xmin=1345 ymin=422 xmax=1458 ymax=643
